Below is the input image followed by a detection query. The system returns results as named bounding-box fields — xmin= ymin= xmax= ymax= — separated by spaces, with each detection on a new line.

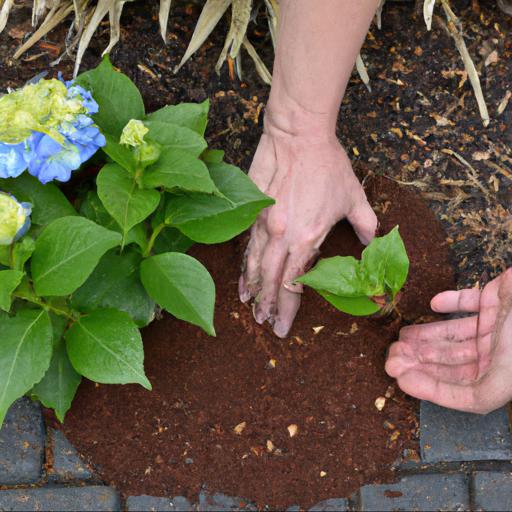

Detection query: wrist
xmin=265 ymin=89 xmax=338 ymax=143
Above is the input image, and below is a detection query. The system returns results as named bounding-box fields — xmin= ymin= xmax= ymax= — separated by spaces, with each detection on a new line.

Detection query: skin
xmin=386 ymin=269 xmax=512 ymax=414
xmin=239 ymin=0 xmax=380 ymax=338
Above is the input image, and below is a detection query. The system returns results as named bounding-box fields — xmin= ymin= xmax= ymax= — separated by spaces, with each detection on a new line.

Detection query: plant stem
xmin=13 ymin=293 xmax=75 ymax=321
xmin=143 ymin=223 xmax=165 ymax=258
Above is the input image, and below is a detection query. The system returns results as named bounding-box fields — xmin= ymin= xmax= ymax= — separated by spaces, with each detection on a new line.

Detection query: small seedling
xmin=296 ymin=226 xmax=409 ymax=316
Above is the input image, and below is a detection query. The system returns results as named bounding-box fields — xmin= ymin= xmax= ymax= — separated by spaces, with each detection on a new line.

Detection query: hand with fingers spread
xmin=239 ymin=124 xmax=377 ymax=337
xmin=386 ymin=269 xmax=512 ymax=414
xmin=238 ymin=0 xmax=381 ymax=337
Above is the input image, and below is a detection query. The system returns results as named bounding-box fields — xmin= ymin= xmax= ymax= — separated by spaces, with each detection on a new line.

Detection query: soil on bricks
xmin=57 ymin=177 xmax=454 ymax=510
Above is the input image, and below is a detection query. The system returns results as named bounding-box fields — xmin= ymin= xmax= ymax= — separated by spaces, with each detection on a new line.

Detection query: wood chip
xmin=320 ymin=471 xmax=327 ymax=477
xmin=267 ymin=359 xmax=276 ymax=369
xmin=233 ymin=422 xmax=246 ymax=435
xmin=375 ymin=396 xmax=386 ymax=411
xmin=312 ymin=326 xmax=324 ymax=335
xmin=497 ymin=91 xmax=511 ymax=116
xmin=266 ymin=440 xmax=274 ymax=453
xmin=287 ymin=424 xmax=298 ymax=438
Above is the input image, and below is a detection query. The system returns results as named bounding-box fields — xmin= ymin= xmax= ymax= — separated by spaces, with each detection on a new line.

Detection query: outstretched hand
xmin=239 ymin=126 xmax=377 ymax=338
xmin=386 ymin=269 xmax=512 ymax=414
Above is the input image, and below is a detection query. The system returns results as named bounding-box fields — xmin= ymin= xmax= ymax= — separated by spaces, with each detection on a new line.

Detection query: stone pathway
xmin=1 ymin=398 xmax=512 ymax=511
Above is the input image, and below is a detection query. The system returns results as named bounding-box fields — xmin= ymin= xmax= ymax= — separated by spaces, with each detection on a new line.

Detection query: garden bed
xmin=49 ymin=177 xmax=454 ymax=510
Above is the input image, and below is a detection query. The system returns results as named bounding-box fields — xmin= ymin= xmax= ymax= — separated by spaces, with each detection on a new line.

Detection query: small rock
xmin=312 ymin=326 xmax=324 ymax=334
xmin=287 ymin=424 xmax=299 ymax=438
xmin=375 ymin=397 xmax=386 ymax=411
xmin=320 ymin=471 xmax=327 ymax=478
xmin=233 ymin=422 xmax=246 ymax=435
xmin=185 ymin=458 xmax=194 ymax=465
xmin=266 ymin=440 xmax=275 ymax=453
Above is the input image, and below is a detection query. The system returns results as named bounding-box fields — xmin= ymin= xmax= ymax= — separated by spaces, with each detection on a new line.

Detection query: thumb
xmin=347 ymin=198 xmax=378 ymax=246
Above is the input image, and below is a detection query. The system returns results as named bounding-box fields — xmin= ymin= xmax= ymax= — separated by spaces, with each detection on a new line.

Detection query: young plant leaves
xmin=297 ymin=226 xmax=409 ymax=316
xmin=145 ymin=100 xmax=209 ymax=135
xmin=318 ymin=291 xmax=381 ymax=316
xmin=97 ymin=163 xmax=160 ymax=235
xmin=65 ymin=308 xmax=151 ymax=390
xmin=75 ymin=56 xmax=145 ymax=137
xmin=360 ymin=226 xmax=409 ymax=298
xmin=31 ymin=216 xmax=122 ymax=296
xmin=0 ymin=309 xmax=53 ymax=425
xmin=165 ymin=162 xmax=274 ymax=243
xmin=142 ymin=148 xmax=219 ymax=194
xmin=140 ymin=252 xmax=215 ymax=335
xmin=72 ymin=249 xmax=155 ymax=328
xmin=1 ymin=174 xmax=76 ymax=226
xmin=30 ymin=338 xmax=81 ymax=423
xmin=0 ymin=269 xmax=24 ymax=312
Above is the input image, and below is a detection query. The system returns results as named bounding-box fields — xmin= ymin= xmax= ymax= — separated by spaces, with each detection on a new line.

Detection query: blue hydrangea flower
xmin=27 ymin=132 xmax=83 ymax=184
xmin=0 ymin=141 xmax=29 ymax=179
xmin=0 ymin=76 xmax=104 ymax=185
xmin=0 ymin=192 xmax=32 ymax=245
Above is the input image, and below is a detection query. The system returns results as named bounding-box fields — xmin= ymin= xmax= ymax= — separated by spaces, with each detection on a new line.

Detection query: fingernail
xmin=240 ymin=289 xmax=251 ymax=303
xmin=273 ymin=320 xmax=289 ymax=338
xmin=238 ymin=277 xmax=251 ymax=303
xmin=253 ymin=304 xmax=266 ymax=325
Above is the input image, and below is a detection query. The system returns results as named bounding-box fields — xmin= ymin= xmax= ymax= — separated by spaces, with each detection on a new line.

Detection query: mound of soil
xmin=58 ymin=177 xmax=454 ymax=509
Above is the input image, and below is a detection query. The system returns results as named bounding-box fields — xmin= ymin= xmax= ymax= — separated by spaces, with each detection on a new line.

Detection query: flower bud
xmin=120 ymin=119 xmax=149 ymax=147
xmin=0 ymin=192 xmax=32 ymax=246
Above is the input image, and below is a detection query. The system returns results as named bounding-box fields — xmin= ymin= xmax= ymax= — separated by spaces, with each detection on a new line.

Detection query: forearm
xmin=267 ymin=0 xmax=379 ymax=137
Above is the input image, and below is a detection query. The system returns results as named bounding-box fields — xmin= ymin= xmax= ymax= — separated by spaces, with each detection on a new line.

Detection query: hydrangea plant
xmin=297 ymin=227 xmax=410 ymax=316
xmin=0 ymin=57 xmax=273 ymax=426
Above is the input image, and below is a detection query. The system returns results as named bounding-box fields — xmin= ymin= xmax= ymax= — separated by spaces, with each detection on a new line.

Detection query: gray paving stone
xmin=420 ymin=401 xmax=512 ymax=462
xmin=286 ymin=507 xmax=302 ymax=512
xmin=0 ymin=398 xmax=45 ymax=485
xmin=358 ymin=473 xmax=469 ymax=511
xmin=126 ymin=495 xmax=193 ymax=511
xmin=48 ymin=429 xmax=93 ymax=482
xmin=198 ymin=491 xmax=257 ymax=511
xmin=473 ymin=471 xmax=512 ymax=511
xmin=0 ymin=486 xmax=120 ymax=511
xmin=309 ymin=498 xmax=348 ymax=511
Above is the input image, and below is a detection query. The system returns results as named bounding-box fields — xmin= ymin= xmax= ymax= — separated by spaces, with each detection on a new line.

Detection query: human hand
xmin=386 ymin=269 xmax=512 ymax=414
xmin=239 ymin=117 xmax=377 ymax=338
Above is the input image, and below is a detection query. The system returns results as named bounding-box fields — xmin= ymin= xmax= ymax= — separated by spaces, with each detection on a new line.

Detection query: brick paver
xmin=420 ymin=401 xmax=512 ymax=462
xmin=473 ymin=471 xmax=512 ymax=512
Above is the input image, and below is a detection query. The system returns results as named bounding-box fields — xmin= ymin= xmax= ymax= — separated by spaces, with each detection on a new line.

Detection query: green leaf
xmin=80 ymin=191 xmax=147 ymax=250
xmin=296 ymin=256 xmax=364 ymax=297
xmin=75 ymin=56 xmax=145 ymax=137
xmin=153 ymin=228 xmax=194 ymax=255
xmin=361 ymin=226 xmax=409 ymax=298
xmin=30 ymin=338 xmax=81 ymax=423
xmin=142 ymin=148 xmax=218 ymax=194
xmin=145 ymin=100 xmax=209 ymax=135
xmin=0 ymin=309 xmax=52 ymax=425
xmin=11 ymin=237 xmax=36 ymax=271
xmin=145 ymin=121 xmax=207 ymax=157
xmin=72 ymin=249 xmax=155 ymax=327
xmin=0 ymin=270 xmax=23 ymax=311
xmin=318 ymin=291 xmax=381 ymax=316
xmin=102 ymin=134 xmax=137 ymax=173
xmin=165 ymin=162 xmax=274 ymax=243
xmin=1 ymin=174 xmax=76 ymax=226
xmin=140 ymin=252 xmax=215 ymax=335
xmin=97 ymin=163 xmax=160 ymax=235
xmin=201 ymin=149 xmax=225 ymax=164
xmin=31 ymin=216 xmax=122 ymax=296
xmin=65 ymin=308 xmax=151 ymax=390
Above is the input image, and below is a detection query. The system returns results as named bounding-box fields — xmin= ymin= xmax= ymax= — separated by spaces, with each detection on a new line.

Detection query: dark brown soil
xmin=56 ymin=178 xmax=454 ymax=510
